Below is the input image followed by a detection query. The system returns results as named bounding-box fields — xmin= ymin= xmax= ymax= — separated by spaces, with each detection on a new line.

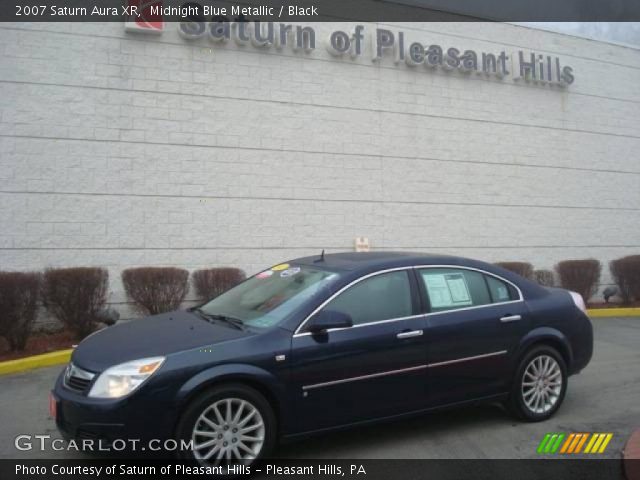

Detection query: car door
xmin=417 ymin=267 xmax=529 ymax=407
xmin=289 ymin=269 xmax=428 ymax=433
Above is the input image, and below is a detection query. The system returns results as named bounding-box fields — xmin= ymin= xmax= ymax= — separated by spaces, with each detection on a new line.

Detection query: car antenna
xmin=314 ymin=249 xmax=325 ymax=263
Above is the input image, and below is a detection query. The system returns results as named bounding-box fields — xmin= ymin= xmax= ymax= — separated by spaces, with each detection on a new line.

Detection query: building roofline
xmin=509 ymin=22 xmax=640 ymax=52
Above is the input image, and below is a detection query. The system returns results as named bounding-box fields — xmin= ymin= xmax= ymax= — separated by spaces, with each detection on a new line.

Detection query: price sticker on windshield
xmin=280 ymin=267 xmax=301 ymax=278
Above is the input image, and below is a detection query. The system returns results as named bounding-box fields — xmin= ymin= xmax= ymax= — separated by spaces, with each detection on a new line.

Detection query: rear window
xmin=485 ymin=275 xmax=519 ymax=302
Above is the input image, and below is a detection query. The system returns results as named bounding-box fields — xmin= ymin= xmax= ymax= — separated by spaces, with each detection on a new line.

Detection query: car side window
xmin=485 ymin=275 xmax=518 ymax=303
xmin=418 ymin=268 xmax=491 ymax=313
xmin=319 ymin=271 xmax=413 ymax=326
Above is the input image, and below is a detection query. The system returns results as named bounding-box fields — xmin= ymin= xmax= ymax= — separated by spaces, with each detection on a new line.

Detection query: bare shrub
xmin=192 ymin=268 xmax=246 ymax=301
xmin=610 ymin=255 xmax=640 ymax=304
xmin=555 ymin=259 xmax=601 ymax=301
xmin=0 ymin=272 xmax=41 ymax=351
xmin=122 ymin=267 xmax=189 ymax=315
xmin=495 ymin=262 xmax=534 ymax=279
xmin=533 ymin=270 xmax=555 ymax=287
xmin=42 ymin=267 xmax=108 ymax=340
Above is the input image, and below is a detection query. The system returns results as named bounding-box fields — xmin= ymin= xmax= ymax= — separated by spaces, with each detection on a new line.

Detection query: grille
xmin=65 ymin=376 xmax=91 ymax=392
xmin=63 ymin=363 xmax=95 ymax=394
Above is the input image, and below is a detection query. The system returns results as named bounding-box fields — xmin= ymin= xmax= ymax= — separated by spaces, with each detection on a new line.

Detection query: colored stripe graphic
xmin=551 ymin=433 xmax=565 ymax=453
xmin=540 ymin=433 xmax=613 ymax=454
xmin=574 ymin=433 xmax=589 ymax=453
xmin=545 ymin=434 xmax=558 ymax=453
xmin=598 ymin=434 xmax=613 ymax=453
xmin=568 ymin=433 xmax=583 ymax=453
xmin=560 ymin=433 xmax=575 ymax=453
xmin=584 ymin=434 xmax=599 ymax=453
xmin=537 ymin=433 xmax=552 ymax=454
xmin=538 ymin=433 xmax=565 ymax=454
xmin=590 ymin=434 xmax=606 ymax=453
xmin=585 ymin=433 xmax=614 ymax=454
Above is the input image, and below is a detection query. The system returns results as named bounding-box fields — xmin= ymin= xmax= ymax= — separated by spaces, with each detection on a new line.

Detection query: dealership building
xmin=1 ymin=21 xmax=639 ymax=317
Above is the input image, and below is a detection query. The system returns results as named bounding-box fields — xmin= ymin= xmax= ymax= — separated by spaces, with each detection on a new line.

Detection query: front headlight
xmin=88 ymin=356 xmax=165 ymax=399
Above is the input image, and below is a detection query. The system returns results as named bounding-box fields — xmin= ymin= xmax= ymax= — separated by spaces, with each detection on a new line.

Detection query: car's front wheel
xmin=176 ymin=383 xmax=276 ymax=466
xmin=508 ymin=345 xmax=568 ymax=421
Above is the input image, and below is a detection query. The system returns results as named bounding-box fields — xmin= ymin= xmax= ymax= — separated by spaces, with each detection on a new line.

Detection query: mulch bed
xmin=0 ymin=331 xmax=76 ymax=362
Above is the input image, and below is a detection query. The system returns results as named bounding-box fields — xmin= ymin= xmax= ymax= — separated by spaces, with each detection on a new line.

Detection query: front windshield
xmin=199 ymin=264 xmax=340 ymax=328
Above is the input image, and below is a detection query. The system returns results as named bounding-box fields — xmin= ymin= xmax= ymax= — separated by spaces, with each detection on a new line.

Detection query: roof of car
xmin=290 ymin=251 xmax=548 ymax=299
xmin=293 ymin=251 xmax=469 ymax=271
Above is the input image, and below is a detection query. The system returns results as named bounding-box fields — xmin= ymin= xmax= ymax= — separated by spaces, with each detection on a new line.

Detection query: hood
xmin=72 ymin=310 xmax=252 ymax=372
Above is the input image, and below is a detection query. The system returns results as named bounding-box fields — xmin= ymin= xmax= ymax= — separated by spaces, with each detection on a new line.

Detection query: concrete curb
xmin=587 ymin=308 xmax=640 ymax=318
xmin=0 ymin=349 xmax=72 ymax=376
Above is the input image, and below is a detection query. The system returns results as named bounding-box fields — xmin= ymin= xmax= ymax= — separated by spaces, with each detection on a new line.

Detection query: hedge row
xmin=0 ymin=272 xmax=41 ymax=351
xmin=3 ymin=256 xmax=640 ymax=351
xmin=495 ymin=259 xmax=601 ymax=299
xmin=121 ymin=267 xmax=245 ymax=315
xmin=0 ymin=267 xmax=245 ymax=351
xmin=497 ymin=257 xmax=640 ymax=304
xmin=610 ymin=255 xmax=640 ymax=304
xmin=493 ymin=262 xmax=556 ymax=288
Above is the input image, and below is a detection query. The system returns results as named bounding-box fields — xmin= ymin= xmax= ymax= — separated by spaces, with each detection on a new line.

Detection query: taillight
xmin=569 ymin=291 xmax=586 ymax=313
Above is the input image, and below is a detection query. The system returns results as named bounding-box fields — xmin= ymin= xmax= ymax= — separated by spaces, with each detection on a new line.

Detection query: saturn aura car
xmin=51 ymin=252 xmax=593 ymax=464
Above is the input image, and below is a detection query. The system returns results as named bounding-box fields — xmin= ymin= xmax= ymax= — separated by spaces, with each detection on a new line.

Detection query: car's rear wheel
xmin=176 ymin=384 xmax=276 ymax=466
xmin=508 ymin=345 xmax=567 ymax=421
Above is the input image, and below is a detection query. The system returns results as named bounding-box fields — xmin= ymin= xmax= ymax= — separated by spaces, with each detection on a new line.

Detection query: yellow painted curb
xmin=0 ymin=349 xmax=72 ymax=376
xmin=587 ymin=308 xmax=640 ymax=318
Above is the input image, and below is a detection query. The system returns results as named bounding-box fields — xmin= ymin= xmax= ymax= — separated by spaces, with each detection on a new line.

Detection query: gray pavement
xmin=0 ymin=317 xmax=638 ymax=459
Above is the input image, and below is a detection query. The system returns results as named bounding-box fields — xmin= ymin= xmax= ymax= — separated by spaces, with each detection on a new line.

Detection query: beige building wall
xmin=1 ymin=22 xmax=639 ymax=317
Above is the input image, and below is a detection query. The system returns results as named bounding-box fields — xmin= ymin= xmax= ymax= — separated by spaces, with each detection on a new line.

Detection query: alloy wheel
xmin=521 ymin=354 xmax=563 ymax=414
xmin=191 ymin=397 xmax=265 ymax=465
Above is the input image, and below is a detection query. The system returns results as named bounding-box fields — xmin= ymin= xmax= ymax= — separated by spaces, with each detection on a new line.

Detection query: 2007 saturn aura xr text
xmin=51 ymin=252 xmax=593 ymax=465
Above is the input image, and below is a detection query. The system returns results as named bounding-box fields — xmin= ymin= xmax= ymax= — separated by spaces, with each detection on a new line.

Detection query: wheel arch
xmin=514 ymin=327 xmax=573 ymax=371
xmin=174 ymin=363 xmax=288 ymax=435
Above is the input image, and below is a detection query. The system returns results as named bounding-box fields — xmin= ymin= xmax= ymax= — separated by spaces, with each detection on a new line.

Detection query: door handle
xmin=500 ymin=314 xmax=522 ymax=323
xmin=397 ymin=330 xmax=423 ymax=339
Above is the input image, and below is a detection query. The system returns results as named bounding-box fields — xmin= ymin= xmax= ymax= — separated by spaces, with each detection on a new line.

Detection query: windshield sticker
xmin=256 ymin=270 xmax=274 ymax=279
xmin=280 ymin=267 xmax=301 ymax=278
xmin=271 ymin=263 xmax=290 ymax=271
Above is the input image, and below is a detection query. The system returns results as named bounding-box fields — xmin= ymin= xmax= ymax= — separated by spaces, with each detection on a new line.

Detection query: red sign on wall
xmin=124 ymin=0 xmax=164 ymax=33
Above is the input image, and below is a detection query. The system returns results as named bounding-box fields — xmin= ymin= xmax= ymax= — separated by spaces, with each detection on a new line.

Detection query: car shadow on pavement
xmin=275 ymin=402 xmax=514 ymax=459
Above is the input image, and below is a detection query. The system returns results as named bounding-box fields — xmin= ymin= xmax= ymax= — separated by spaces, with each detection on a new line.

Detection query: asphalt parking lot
xmin=0 ymin=317 xmax=638 ymax=460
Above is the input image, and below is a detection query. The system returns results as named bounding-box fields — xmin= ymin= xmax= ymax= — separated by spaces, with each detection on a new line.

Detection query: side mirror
xmin=307 ymin=310 xmax=353 ymax=333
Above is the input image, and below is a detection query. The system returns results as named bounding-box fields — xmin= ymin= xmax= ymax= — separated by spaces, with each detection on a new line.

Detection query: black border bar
xmin=4 ymin=0 xmax=640 ymax=22
xmin=2 ymin=459 xmax=634 ymax=480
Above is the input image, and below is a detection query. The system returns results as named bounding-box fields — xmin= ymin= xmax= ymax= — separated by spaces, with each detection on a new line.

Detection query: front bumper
xmin=51 ymin=368 xmax=177 ymax=444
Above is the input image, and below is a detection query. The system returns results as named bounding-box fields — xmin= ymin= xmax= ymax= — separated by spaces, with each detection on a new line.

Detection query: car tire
xmin=176 ymin=383 xmax=277 ymax=466
xmin=507 ymin=345 xmax=568 ymax=422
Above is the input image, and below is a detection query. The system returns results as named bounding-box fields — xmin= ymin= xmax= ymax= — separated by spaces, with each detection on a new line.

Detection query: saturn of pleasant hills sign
xmin=175 ymin=21 xmax=575 ymax=86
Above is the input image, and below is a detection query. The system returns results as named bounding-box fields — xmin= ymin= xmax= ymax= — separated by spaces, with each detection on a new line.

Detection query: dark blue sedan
xmin=51 ymin=252 xmax=593 ymax=464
